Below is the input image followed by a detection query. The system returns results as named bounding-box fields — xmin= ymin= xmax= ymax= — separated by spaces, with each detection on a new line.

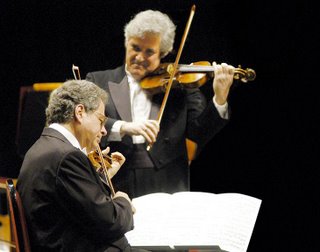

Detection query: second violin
xmin=140 ymin=61 xmax=256 ymax=92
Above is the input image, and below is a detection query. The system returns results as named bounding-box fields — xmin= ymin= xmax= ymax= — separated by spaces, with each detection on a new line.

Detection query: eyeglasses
xmin=93 ymin=111 xmax=108 ymax=127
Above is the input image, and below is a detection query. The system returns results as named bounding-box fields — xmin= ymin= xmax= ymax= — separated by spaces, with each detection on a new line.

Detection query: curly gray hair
xmin=124 ymin=10 xmax=176 ymax=58
xmin=46 ymin=80 xmax=108 ymax=125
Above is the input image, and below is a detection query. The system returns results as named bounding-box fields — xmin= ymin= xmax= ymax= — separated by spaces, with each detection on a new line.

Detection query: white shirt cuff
xmin=108 ymin=120 xmax=126 ymax=141
xmin=213 ymin=95 xmax=229 ymax=119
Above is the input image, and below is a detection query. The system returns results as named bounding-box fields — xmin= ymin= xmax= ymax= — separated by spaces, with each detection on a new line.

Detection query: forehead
xmin=128 ymin=33 xmax=161 ymax=48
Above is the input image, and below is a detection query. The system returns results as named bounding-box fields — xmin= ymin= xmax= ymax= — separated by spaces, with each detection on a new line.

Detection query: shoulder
xmin=86 ymin=65 xmax=126 ymax=85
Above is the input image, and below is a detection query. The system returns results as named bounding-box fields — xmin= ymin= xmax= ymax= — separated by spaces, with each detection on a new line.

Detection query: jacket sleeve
xmin=186 ymin=88 xmax=230 ymax=153
xmin=56 ymin=149 xmax=134 ymax=241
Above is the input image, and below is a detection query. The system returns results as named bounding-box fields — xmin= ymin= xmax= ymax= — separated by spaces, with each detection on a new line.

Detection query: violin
xmin=87 ymin=147 xmax=116 ymax=196
xmin=140 ymin=61 xmax=256 ymax=92
xmin=88 ymin=150 xmax=112 ymax=173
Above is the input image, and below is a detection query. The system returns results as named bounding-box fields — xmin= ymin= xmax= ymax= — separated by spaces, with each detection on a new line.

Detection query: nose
xmin=135 ymin=52 xmax=145 ymax=62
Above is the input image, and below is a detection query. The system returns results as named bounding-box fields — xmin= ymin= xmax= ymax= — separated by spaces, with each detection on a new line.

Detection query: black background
xmin=0 ymin=0 xmax=318 ymax=251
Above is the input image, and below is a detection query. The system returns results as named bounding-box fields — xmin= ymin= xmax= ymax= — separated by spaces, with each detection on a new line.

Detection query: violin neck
xmin=177 ymin=64 xmax=256 ymax=82
xmin=178 ymin=65 xmax=214 ymax=73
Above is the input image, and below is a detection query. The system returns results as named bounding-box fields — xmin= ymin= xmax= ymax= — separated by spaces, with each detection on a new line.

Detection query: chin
xmin=130 ymin=67 xmax=145 ymax=77
xmin=132 ymin=73 xmax=144 ymax=81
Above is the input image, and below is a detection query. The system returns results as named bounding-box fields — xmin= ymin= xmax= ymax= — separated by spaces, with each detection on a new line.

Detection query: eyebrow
xmin=95 ymin=112 xmax=108 ymax=122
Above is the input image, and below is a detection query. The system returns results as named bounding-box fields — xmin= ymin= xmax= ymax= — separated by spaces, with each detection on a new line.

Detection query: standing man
xmin=86 ymin=10 xmax=235 ymax=198
xmin=17 ymin=80 xmax=147 ymax=252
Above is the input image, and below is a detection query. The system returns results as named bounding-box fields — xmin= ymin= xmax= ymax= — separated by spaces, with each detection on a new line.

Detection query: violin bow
xmin=72 ymin=64 xmax=81 ymax=80
xmin=71 ymin=64 xmax=116 ymax=196
xmin=96 ymin=147 xmax=116 ymax=196
xmin=147 ymin=5 xmax=196 ymax=151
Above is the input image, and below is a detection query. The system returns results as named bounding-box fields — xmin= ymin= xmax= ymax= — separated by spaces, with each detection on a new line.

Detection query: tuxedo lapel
xmin=108 ymin=77 xmax=132 ymax=121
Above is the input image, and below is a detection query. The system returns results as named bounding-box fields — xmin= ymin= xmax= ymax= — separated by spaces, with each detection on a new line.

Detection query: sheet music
xmin=125 ymin=191 xmax=261 ymax=252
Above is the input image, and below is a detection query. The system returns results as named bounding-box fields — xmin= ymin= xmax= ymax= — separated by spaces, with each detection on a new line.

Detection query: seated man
xmin=17 ymin=80 xmax=147 ymax=252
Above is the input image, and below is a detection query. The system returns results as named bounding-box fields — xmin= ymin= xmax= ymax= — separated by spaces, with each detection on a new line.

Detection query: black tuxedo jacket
xmin=17 ymin=128 xmax=134 ymax=252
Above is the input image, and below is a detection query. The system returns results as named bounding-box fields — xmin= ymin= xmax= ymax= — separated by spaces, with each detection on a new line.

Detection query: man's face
xmin=125 ymin=33 xmax=161 ymax=81
xmin=80 ymin=100 xmax=107 ymax=153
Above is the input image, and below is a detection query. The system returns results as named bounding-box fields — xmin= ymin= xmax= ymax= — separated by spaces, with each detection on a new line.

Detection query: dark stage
xmin=1 ymin=0 xmax=318 ymax=251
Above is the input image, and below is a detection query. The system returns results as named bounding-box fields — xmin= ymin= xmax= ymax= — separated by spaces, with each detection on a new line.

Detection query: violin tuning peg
xmin=240 ymin=78 xmax=248 ymax=83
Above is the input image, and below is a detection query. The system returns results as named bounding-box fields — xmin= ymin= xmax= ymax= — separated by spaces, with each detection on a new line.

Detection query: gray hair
xmin=46 ymin=80 xmax=108 ymax=125
xmin=124 ymin=10 xmax=176 ymax=58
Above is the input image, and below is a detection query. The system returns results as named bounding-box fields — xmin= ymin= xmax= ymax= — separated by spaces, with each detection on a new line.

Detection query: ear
xmin=74 ymin=104 xmax=85 ymax=123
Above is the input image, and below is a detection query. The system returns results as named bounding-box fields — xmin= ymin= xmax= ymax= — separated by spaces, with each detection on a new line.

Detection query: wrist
xmin=213 ymin=95 xmax=227 ymax=106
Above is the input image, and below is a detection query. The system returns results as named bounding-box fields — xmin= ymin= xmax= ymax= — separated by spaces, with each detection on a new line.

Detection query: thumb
xmin=102 ymin=147 xmax=110 ymax=156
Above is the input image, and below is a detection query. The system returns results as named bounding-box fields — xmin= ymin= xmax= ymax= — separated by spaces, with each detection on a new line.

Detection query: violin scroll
xmin=234 ymin=65 xmax=256 ymax=83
